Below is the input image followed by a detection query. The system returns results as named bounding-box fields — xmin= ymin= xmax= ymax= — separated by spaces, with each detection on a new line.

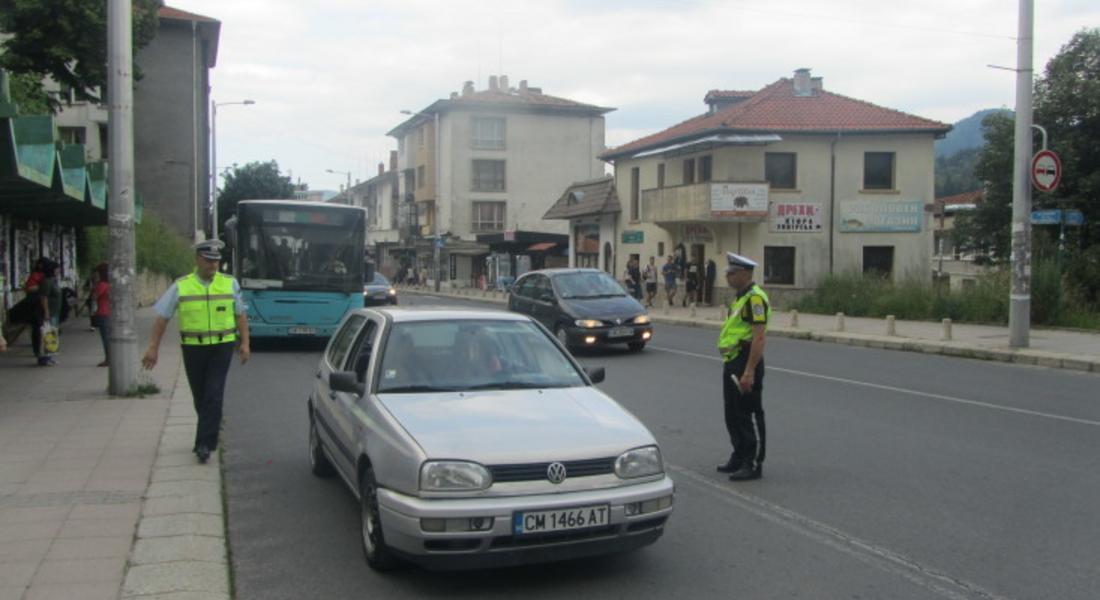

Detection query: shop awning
xmin=527 ymin=241 xmax=558 ymax=252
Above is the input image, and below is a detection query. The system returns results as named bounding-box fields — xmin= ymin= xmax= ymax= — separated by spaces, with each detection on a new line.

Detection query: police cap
xmin=193 ymin=239 xmax=225 ymax=261
xmin=725 ymin=251 xmax=757 ymax=273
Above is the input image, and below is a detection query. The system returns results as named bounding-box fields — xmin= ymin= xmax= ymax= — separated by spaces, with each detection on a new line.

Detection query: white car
xmin=308 ymin=307 xmax=675 ymax=570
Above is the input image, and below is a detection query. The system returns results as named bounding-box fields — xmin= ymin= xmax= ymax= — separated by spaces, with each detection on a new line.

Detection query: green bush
xmin=79 ymin=215 xmax=193 ymax=279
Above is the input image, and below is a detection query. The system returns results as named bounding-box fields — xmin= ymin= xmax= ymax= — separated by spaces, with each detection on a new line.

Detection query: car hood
xmin=376 ymin=387 xmax=656 ymax=464
xmin=560 ymin=296 xmax=645 ymax=321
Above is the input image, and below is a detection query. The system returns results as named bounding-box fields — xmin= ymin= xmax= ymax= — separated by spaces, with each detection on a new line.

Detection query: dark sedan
xmin=508 ymin=268 xmax=653 ymax=351
xmin=363 ymin=272 xmax=398 ymax=306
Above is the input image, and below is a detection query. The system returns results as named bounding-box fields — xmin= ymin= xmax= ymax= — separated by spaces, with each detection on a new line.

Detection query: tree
xmin=935 ymin=147 xmax=983 ymax=198
xmin=0 ymin=0 xmax=162 ymax=113
xmin=952 ymin=112 xmax=1014 ymax=260
xmin=216 ymin=161 xmax=296 ymax=234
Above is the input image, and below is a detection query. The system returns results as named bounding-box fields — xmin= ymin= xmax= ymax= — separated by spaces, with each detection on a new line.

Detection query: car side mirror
xmin=584 ymin=367 xmax=606 ymax=384
xmin=330 ymin=371 xmax=365 ymax=395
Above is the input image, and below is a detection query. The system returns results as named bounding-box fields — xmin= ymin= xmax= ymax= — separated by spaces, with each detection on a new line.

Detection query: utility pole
xmin=1009 ymin=0 xmax=1033 ymax=348
xmin=107 ymin=0 xmax=138 ymax=394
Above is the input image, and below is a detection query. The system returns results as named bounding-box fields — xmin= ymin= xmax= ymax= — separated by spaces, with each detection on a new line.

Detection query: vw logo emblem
xmin=546 ymin=462 xmax=567 ymax=484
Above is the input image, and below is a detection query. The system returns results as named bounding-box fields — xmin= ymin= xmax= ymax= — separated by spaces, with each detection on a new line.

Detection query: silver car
xmin=308 ymin=307 xmax=674 ymax=570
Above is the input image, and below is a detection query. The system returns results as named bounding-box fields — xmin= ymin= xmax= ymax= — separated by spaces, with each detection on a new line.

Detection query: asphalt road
xmin=222 ymin=293 xmax=1100 ymax=600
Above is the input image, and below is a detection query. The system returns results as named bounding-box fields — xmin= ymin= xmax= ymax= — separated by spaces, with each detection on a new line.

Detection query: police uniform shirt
xmin=153 ymin=276 xmax=247 ymax=320
xmin=733 ymin=282 xmax=769 ymax=326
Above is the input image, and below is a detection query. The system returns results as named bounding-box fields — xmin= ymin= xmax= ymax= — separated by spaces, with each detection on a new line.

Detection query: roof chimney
xmin=793 ymin=68 xmax=813 ymax=97
xmin=488 ymin=75 xmax=499 ymax=91
xmin=462 ymin=80 xmax=474 ymax=96
xmin=377 ymin=163 xmax=384 ymax=176
xmin=500 ymin=75 xmax=509 ymax=91
xmin=389 ymin=150 xmax=398 ymax=172
xmin=450 ymin=91 xmax=458 ymax=100
xmin=811 ymin=76 xmax=823 ymax=93
xmin=519 ymin=79 xmax=528 ymax=93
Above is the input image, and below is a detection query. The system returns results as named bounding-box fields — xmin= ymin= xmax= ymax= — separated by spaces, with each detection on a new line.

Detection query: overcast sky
xmin=169 ymin=0 xmax=1098 ymax=193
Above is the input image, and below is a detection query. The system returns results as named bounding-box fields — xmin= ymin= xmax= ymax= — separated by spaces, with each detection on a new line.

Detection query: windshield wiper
xmin=378 ymin=385 xmax=451 ymax=393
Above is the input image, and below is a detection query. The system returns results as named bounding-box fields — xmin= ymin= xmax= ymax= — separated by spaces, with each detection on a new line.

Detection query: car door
xmin=509 ymin=274 xmax=534 ymax=316
xmin=530 ymin=275 xmax=558 ymax=330
xmin=315 ymin=313 xmax=367 ymax=476
xmin=332 ymin=316 xmax=381 ymax=473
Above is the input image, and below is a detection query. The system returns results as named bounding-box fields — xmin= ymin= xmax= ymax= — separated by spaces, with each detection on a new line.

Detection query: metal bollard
xmin=689 ymin=302 xmax=697 ymax=318
xmin=942 ymin=318 xmax=953 ymax=341
xmin=886 ymin=315 xmax=896 ymax=336
xmin=790 ymin=309 xmax=799 ymax=328
xmin=836 ymin=312 xmax=845 ymax=332
xmin=718 ymin=306 xmax=726 ymax=321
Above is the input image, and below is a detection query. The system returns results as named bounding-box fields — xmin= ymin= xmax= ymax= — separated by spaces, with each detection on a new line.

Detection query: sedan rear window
xmin=378 ymin=320 xmax=585 ymax=393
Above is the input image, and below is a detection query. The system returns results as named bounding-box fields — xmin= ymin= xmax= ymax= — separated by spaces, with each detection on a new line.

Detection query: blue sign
xmin=1064 ymin=209 xmax=1085 ymax=226
xmin=1030 ymin=209 xmax=1062 ymax=225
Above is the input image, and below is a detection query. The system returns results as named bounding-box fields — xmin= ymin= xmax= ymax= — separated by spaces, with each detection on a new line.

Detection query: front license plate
xmin=514 ymin=504 xmax=610 ymax=535
xmin=608 ymin=326 xmax=633 ymax=338
xmin=288 ymin=327 xmax=317 ymax=335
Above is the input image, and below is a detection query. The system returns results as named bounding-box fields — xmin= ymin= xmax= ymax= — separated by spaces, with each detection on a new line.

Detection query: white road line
xmin=668 ymin=465 xmax=1012 ymax=600
xmin=650 ymin=345 xmax=1100 ymax=428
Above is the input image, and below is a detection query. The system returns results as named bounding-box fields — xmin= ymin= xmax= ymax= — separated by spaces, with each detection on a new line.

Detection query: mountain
xmin=935 ymin=108 xmax=1012 ymax=158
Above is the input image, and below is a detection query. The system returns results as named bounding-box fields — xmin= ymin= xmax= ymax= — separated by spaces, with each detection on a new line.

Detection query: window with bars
xmin=472 ymin=117 xmax=505 ymax=150
xmin=472 ymin=201 xmax=506 ymax=232
xmin=472 ymin=160 xmax=506 ymax=192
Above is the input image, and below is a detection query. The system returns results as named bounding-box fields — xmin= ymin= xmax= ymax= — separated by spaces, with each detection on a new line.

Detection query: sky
xmin=168 ymin=0 xmax=1099 ymax=193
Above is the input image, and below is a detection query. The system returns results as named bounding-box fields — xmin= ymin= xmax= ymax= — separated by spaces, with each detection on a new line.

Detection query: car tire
xmin=628 ymin=341 xmax=647 ymax=352
xmin=308 ymin=413 xmax=336 ymax=478
xmin=360 ymin=466 xmax=399 ymax=571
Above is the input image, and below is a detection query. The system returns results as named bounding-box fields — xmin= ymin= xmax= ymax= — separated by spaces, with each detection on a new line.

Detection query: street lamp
xmin=211 ymin=99 xmax=255 ymax=240
xmin=326 ymin=168 xmax=352 ymax=204
xmin=400 ymin=108 xmax=442 ymax=291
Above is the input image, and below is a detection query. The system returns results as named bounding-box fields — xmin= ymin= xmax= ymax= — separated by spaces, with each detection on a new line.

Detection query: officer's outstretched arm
xmin=236 ymin=313 xmax=251 ymax=365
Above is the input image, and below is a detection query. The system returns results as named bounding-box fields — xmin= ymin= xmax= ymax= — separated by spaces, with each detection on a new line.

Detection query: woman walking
xmin=91 ymin=263 xmax=111 ymax=366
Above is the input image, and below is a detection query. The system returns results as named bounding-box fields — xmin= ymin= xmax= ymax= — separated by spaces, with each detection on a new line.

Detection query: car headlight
xmin=614 ymin=446 xmax=663 ymax=479
xmin=387 ymin=288 xmax=397 ymax=296
xmin=574 ymin=319 xmax=602 ymax=328
xmin=419 ymin=461 xmax=492 ymax=491
xmin=633 ymin=315 xmax=651 ymax=324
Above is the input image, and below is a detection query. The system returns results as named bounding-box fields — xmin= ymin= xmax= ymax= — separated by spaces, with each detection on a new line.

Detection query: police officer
xmin=142 ymin=240 xmax=250 ymax=463
xmin=715 ymin=252 xmax=771 ymax=481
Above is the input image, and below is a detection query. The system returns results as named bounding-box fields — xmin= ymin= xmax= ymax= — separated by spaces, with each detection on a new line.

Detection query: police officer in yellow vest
xmin=142 ymin=240 xmax=251 ymax=463
xmin=716 ymin=252 xmax=771 ymax=481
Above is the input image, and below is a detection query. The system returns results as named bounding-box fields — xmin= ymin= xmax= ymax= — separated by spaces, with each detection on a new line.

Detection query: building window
xmin=765 ymin=152 xmax=797 ymax=189
xmin=863 ymin=246 xmax=894 ymax=278
xmin=657 ymin=241 xmax=665 ymax=257
xmin=764 ymin=246 xmax=795 ymax=285
xmin=699 ymin=155 xmax=713 ymax=182
xmin=630 ymin=167 xmax=640 ymax=222
xmin=471 ymin=117 xmax=505 ymax=150
xmin=864 ymin=152 xmax=895 ymax=190
xmin=472 ymin=201 xmax=506 ymax=232
xmin=472 ymin=160 xmax=506 ymax=192
xmin=683 ymin=158 xmax=695 ymax=185
xmin=58 ymin=126 xmax=85 ymax=146
xmin=657 ymin=163 xmax=665 ymax=189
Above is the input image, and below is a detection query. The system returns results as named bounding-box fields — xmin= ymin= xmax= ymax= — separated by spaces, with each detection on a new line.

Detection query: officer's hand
xmin=238 ymin=343 xmax=251 ymax=365
xmin=739 ymin=372 xmax=755 ymax=391
xmin=142 ymin=347 xmax=158 ymax=370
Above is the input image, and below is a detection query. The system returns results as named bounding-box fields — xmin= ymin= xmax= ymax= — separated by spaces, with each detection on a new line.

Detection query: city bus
xmin=226 ymin=200 xmax=367 ymax=340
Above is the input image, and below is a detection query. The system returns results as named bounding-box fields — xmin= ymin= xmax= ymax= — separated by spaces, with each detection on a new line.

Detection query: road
xmin=222 ymin=293 xmax=1100 ymax=600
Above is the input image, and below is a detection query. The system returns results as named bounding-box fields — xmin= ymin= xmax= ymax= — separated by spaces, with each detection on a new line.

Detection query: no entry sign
xmin=1031 ymin=150 xmax=1062 ymax=193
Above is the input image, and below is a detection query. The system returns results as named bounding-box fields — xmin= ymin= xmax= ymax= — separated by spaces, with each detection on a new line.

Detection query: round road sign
xmin=1031 ymin=150 xmax=1062 ymax=193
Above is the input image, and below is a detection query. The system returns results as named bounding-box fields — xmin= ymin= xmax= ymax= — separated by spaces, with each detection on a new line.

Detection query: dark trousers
xmin=181 ymin=342 xmax=235 ymax=451
xmin=93 ymin=315 xmax=110 ymax=359
xmin=722 ymin=352 xmax=766 ymax=469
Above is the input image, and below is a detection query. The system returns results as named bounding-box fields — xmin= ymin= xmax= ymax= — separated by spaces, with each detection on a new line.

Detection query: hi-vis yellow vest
xmin=717 ymin=284 xmax=771 ymax=362
xmin=177 ymin=271 xmax=237 ymax=345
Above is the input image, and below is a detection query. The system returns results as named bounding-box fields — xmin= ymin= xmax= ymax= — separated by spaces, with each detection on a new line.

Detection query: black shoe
xmin=196 ymin=445 xmax=210 ymax=464
xmin=716 ymin=458 xmax=741 ymax=473
xmin=728 ymin=464 xmax=762 ymax=481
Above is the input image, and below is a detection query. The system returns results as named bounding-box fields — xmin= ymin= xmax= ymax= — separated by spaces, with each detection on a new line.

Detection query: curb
xmin=400 ymin=286 xmax=1100 ymax=374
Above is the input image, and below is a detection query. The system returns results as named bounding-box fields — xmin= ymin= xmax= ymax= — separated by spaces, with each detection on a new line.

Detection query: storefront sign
xmin=770 ymin=202 xmax=823 ymax=233
xmin=621 ymin=230 xmax=644 ymax=244
xmin=839 ymin=199 xmax=923 ymax=233
xmin=682 ymin=224 xmax=714 ymax=243
xmin=710 ymin=183 xmax=769 ymax=219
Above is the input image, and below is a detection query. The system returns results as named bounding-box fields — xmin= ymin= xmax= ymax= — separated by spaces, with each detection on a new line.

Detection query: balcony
xmin=641 ymin=181 xmax=769 ymax=224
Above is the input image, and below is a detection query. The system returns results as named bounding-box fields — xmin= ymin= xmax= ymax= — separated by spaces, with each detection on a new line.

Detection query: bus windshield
xmin=237 ymin=205 xmax=364 ymax=293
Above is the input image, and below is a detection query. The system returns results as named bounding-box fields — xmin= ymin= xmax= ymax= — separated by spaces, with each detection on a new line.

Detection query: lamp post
xmin=211 ymin=99 xmax=255 ymax=239
xmin=326 ymin=168 xmax=352 ymax=204
xmin=400 ymin=109 xmax=442 ymax=291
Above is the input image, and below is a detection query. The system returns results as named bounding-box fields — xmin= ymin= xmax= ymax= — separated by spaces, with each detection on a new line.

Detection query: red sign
xmin=1031 ymin=150 xmax=1062 ymax=193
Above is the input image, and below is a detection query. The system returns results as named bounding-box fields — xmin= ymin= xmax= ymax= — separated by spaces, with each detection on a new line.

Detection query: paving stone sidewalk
xmin=0 ymin=309 xmax=230 ymax=600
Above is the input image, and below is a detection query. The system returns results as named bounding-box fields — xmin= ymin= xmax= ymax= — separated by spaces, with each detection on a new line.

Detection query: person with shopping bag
xmin=33 ymin=259 xmax=62 ymax=366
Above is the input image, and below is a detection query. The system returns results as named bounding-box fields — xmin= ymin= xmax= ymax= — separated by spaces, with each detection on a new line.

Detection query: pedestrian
xmin=704 ymin=258 xmax=717 ymax=305
xmin=661 ymin=255 xmax=677 ymax=307
xmin=91 ymin=262 xmax=111 ymax=367
xmin=684 ymin=263 xmax=698 ymax=307
xmin=32 ymin=259 xmax=62 ymax=366
xmin=142 ymin=240 xmax=251 ymax=464
xmin=642 ymin=256 xmax=658 ymax=308
xmin=716 ymin=252 xmax=771 ymax=481
xmin=629 ymin=258 xmax=643 ymax=300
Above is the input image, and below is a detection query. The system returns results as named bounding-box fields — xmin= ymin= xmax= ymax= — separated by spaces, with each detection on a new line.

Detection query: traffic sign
xmin=1031 ymin=150 xmax=1062 ymax=193
xmin=1064 ymin=209 xmax=1085 ymax=226
xmin=1030 ymin=209 xmax=1061 ymax=225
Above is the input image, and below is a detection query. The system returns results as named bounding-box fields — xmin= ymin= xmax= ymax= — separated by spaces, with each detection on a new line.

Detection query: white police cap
xmin=725 ymin=251 xmax=757 ymax=272
xmin=193 ymin=239 xmax=225 ymax=260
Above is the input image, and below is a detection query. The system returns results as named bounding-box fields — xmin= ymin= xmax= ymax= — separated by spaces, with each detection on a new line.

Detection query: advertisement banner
xmin=839 ymin=199 xmax=923 ymax=233
xmin=770 ymin=202 xmax=823 ymax=233
xmin=710 ymin=183 xmax=768 ymax=219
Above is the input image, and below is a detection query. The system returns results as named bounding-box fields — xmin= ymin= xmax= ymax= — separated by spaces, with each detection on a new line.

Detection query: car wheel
xmin=360 ymin=466 xmax=399 ymax=571
xmin=555 ymin=324 xmax=572 ymax=349
xmin=628 ymin=341 xmax=647 ymax=352
xmin=308 ymin=413 xmax=335 ymax=478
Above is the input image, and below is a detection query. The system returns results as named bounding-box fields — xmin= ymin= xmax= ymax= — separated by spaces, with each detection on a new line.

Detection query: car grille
xmin=488 ymin=457 xmax=615 ymax=483
xmin=490 ymin=525 xmax=617 ymax=549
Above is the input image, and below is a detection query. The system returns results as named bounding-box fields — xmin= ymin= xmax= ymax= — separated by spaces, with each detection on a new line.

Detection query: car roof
xmin=351 ymin=307 xmax=530 ymax=323
xmin=520 ymin=268 xmax=606 ymax=277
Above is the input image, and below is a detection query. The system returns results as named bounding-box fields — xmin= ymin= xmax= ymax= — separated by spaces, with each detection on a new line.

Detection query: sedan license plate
xmin=288 ymin=327 xmax=317 ymax=335
xmin=514 ymin=504 xmax=610 ymax=535
xmin=608 ymin=326 xmax=633 ymax=338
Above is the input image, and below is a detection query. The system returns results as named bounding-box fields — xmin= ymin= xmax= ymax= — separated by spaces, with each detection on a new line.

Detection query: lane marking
xmin=650 ymin=345 xmax=1100 ymax=428
xmin=668 ymin=465 xmax=1012 ymax=600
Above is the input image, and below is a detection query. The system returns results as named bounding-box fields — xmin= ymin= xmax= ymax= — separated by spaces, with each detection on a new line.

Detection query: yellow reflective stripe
xmin=179 ymin=294 xmax=235 ymax=302
xmin=180 ymin=328 xmax=237 ymax=337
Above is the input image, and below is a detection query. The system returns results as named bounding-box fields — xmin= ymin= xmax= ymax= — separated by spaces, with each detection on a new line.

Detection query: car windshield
xmin=368 ymin=273 xmax=390 ymax=286
xmin=554 ymin=272 xmax=628 ymax=299
xmin=377 ymin=319 xmax=586 ymax=393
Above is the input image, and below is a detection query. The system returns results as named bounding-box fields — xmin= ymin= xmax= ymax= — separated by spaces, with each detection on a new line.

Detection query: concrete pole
xmin=107 ymin=0 xmax=138 ymax=395
xmin=211 ymin=100 xmax=217 ymax=239
xmin=1009 ymin=0 xmax=1033 ymax=348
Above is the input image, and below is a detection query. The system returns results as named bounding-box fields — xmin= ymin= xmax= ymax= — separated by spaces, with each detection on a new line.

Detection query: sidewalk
xmin=0 ymin=309 xmax=229 ymax=600
xmin=403 ymin=284 xmax=1100 ymax=373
